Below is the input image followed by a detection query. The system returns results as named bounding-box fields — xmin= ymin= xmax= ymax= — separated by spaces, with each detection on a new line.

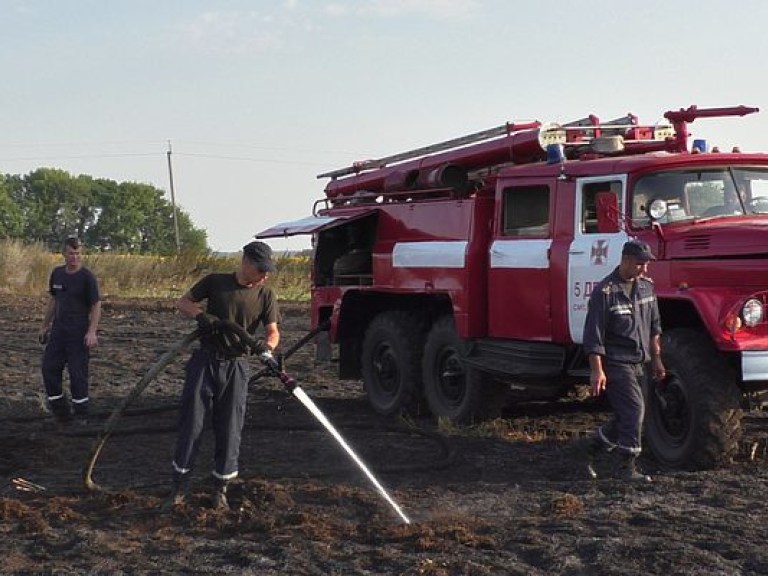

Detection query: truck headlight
xmin=647 ymin=199 xmax=668 ymax=220
xmin=742 ymin=298 xmax=764 ymax=327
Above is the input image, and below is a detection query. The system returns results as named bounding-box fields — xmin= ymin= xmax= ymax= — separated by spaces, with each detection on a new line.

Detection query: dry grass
xmin=437 ymin=416 xmax=551 ymax=442
xmin=0 ymin=240 xmax=311 ymax=301
xmin=548 ymin=492 xmax=585 ymax=518
xmin=0 ymin=240 xmax=52 ymax=293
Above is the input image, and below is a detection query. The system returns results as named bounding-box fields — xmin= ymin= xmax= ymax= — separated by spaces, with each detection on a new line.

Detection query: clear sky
xmin=2 ymin=0 xmax=768 ymax=254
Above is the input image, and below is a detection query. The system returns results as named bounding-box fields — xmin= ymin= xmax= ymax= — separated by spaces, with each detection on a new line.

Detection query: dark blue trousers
xmin=598 ymin=362 xmax=647 ymax=455
xmin=172 ymin=349 xmax=250 ymax=480
xmin=42 ymin=321 xmax=90 ymax=414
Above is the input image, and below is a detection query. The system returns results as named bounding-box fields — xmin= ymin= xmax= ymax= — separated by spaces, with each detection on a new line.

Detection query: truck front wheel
xmin=643 ymin=328 xmax=742 ymax=469
xmin=422 ymin=315 xmax=500 ymax=423
xmin=361 ymin=311 xmax=424 ymax=416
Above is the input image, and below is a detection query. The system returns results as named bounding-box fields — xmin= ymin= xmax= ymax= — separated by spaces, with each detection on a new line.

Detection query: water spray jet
xmin=257 ymin=350 xmax=411 ymax=524
xmin=84 ymin=320 xmax=411 ymax=524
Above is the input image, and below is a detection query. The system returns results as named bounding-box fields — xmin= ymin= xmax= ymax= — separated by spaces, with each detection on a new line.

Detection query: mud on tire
xmin=644 ymin=328 xmax=742 ymax=469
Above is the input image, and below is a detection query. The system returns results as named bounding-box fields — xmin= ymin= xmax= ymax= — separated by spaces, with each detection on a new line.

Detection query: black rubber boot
xmin=48 ymin=397 xmax=72 ymax=423
xmin=211 ymin=479 xmax=230 ymax=511
xmin=615 ymin=454 xmax=652 ymax=483
xmin=72 ymin=402 xmax=89 ymax=426
xmin=572 ymin=435 xmax=603 ymax=479
xmin=161 ymin=474 xmax=190 ymax=512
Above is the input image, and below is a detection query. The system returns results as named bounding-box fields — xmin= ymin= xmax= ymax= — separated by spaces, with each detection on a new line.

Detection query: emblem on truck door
xmin=591 ymin=240 xmax=609 ymax=265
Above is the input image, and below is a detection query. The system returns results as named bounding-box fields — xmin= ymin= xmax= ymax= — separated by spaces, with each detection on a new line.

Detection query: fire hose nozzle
xmin=257 ymin=351 xmax=295 ymax=391
xmin=258 ymin=350 xmax=279 ymax=370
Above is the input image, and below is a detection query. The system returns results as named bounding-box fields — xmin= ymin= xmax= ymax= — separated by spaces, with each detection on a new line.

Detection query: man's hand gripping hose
xmin=219 ymin=322 xmax=411 ymax=523
xmin=83 ymin=319 xmax=328 ymax=492
xmin=257 ymin=350 xmax=296 ymax=391
xmin=82 ymin=318 xmax=411 ymax=522
xmin=212 ymin=320 xmax=298 ymax=392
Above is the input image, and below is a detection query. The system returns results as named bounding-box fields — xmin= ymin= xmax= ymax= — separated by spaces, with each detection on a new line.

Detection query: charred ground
xmin=2 ymin=295 xmax=768 ymax=575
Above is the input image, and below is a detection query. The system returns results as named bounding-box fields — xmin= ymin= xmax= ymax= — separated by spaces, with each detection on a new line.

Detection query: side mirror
xmin=595 ymin=192 xmax=620 ymax=233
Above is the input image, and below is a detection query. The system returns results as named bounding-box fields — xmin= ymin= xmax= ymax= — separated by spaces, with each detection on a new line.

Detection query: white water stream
xmin=292 ymin=386 xmax=411 ymax=525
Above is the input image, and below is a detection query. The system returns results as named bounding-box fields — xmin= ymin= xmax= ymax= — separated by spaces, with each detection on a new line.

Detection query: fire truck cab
xmin=258 ymin=105 xmax=768 ymax=469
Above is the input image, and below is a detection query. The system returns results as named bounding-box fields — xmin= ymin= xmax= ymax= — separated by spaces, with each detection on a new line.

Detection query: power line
xmin=177 ymin=139 xmax=362 ymax=157
xmin=0 ymin=150 xmax=332 ymax=168
xmin=0 ymin=152 xmax=160 ymax=162
xmin=0 ymin=139 xmax=366 ymax=164
xmin=0 ymin=139 xmax=165 ymax=149
xmin=174 ymin=151 xmax=327 ymax=166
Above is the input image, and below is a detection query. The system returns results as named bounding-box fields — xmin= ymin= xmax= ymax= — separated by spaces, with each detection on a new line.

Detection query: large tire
xmin=361 ymin=311 xmax=424 ymax=416
xmin=422 ymin=315 xmax=503 ymax=423
xmin=644 ymin=328 xmax=742 ymax=469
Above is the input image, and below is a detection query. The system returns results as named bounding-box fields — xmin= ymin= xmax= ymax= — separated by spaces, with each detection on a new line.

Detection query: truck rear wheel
xmin=361 ymin=311 xmax=424 ymax=416
xmin=644 ymin=328 xmax=742 ymax=469
xmin=422 ymin=316 xmax=500 ymax=423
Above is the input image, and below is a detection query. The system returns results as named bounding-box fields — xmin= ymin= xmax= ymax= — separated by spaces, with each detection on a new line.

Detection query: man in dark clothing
xmin=164 ymin=241 xmax=281 ymax=511
xmin=577 ymin=239 xmax=665 ymax=481
xmin=39 ymin=237 xmax=102 ymax=424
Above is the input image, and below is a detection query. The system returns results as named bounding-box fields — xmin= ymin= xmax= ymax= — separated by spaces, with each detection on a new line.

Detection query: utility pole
xmin=166 ymin=140 xmax=181 ymax=254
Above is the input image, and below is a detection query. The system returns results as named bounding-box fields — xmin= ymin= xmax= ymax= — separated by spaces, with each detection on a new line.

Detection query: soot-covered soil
xmin=2 ymin=295 xmax=768 ymax=575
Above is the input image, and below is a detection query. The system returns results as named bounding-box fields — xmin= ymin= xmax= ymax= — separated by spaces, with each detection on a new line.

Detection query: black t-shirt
xmin=49 ymin=266 xmax=100 ymax=323
xmin=189 ymin=272 xmax=280 ymax=334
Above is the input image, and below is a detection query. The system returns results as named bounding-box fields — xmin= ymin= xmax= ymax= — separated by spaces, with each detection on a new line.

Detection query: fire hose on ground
xmin=81 ymin=319 xmax=451 ymax=523
xmin=82 ymin=328 xmax=201 ymax=492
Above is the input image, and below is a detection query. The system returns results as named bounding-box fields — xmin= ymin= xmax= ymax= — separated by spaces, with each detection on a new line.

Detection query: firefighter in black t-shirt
xmin=39 ymin=237 xmax=101 ymax=424
xmin=164 ymin=241 xmax=281 ymax=511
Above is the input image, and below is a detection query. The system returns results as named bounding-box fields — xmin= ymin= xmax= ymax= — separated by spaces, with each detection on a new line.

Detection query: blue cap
xmin=243 ymin=241 xmax=276 ymax=272
xmin=622 ymin=240 xmax=655 ymax=262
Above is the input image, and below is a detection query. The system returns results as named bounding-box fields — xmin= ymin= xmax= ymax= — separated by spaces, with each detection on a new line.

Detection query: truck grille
xmin=684 ymin=234 xmax=711 ymax=250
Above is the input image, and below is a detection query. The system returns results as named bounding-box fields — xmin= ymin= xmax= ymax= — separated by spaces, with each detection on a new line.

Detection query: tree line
xmin=0 ymin=167 xmax=208 ymax=255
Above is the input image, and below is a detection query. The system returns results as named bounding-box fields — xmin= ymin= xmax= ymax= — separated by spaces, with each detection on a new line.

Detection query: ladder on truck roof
xmin=317 ymin=120 xmax=541 ymax=180
xmin=316 ymin=114 xmax=679 ymax=181
xmin=316 ymin=105 xmax=760 ymax=200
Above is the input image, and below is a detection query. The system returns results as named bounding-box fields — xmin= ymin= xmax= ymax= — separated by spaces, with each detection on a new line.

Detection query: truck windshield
xmin=631 ymin=167 xmax=768 ymax=226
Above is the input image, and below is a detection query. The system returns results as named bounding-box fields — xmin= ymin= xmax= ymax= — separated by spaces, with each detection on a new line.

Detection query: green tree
xmin=6 ymin=167 xmax=209 ymax=255
xmin=88 ymin=180 xmax=155 ymax=252
xmin=16 ymin=168 xmax=95 ymax=247
xmin=140 ymin=197 xmax=180 ymax=255
xmin=88 ymin=179 xmax=207 ymax=255
xmin=0 ymin=175 xmax=23 ymax=237
xmin=175 ymin=209 xmax=208 ymax=254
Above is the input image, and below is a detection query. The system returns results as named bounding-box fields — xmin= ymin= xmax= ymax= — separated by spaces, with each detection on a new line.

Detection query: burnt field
xmin=2 ymin=295 xmax=768 ymax=575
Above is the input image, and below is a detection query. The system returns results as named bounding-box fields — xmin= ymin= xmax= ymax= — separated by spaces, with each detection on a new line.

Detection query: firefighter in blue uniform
xmin=39 ymin=237 xmax=101 ymax=423
xmin=164 ymin=241 xmax=281 ymax=511
xmin=577 ymin=239 xmax=665 ymax=481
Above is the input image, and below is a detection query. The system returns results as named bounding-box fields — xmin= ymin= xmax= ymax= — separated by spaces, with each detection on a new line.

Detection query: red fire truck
xmin=258 ymin=104 xmax=768 ymax=469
